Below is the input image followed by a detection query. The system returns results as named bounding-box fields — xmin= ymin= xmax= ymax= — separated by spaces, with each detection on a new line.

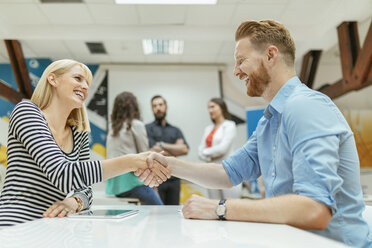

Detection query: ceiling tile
xmin=280 ymin=0 xmax=336 ymax=26
xmin=231 ymin=3 xmax=287 ymax=26
xmin=185 ymin=5 xmax=235 ymax=26
xmin=0 ymin=0 xmax=37 ymax=3
xmin=84 ymin=0 xmax=113 ymax=3
xmin=145 ymin=54 xmax=182 ymax=63
xmin=71 ymin=54 xmax=112 ymax=64
xmin=138 ymin=5 xmax=186 ymax=25
xmin=183 ymin=41 xmax=222 ymax=55
xmin=64 ymin=40 xmax=91 ymax=56
xmin=109 ymin=54 xmax=146 ymax=63
xmin=88 ymin=4 xmax=138 ymax=25
xmin=22 ymin=40 xmax=72 ymax=58
xmin=181 ymin=54 xmax=218 ymax=63
xmin=219 ymin=0 xmax=287 ymax=3
xmin=0 ymin=4 xmax=49 ymax=25
xmin=104 ymin=40 xmax=143 ymax=55
xmin=39 ymin=4 xmax=94 ymax=25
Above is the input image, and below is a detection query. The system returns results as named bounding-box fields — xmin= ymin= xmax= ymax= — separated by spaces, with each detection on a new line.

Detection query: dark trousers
xmin=116 ymin=185 xmax=163 ymax=205
xmin=157 ymin=179 xmax=180 ymax=205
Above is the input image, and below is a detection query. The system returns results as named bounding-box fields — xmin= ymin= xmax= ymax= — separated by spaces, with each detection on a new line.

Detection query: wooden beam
xmin=0 ymin=80 xmax=24 ymax=104
xmin=351 ymin=21 xmax=372 ymax=88
xmin=320 ymin=20 xmax=372 ymax=99
xmin=337 ymin=22 xmax=360 ymax=87
xmin=299 ymin=50 xmax=322 ymax=89
xmin=5 ymin=40 xmax=33 ymax=99
xmin=320 ymin=79 xmax=344 ymax=99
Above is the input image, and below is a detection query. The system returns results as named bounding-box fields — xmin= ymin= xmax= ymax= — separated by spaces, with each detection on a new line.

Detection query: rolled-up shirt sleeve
xmin=284 ymin=93 xmax=350 ymax=215
xmin=222 ymin=131 xmax=261 ymax=186
xmin=291 ymin=135 xmax=343 ymax=215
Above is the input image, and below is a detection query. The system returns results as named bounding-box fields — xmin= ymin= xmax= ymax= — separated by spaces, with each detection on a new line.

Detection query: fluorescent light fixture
xmin=142 ymin=39 xmax=184 ymax=55
xmin=116 ymin=0 xmax=217 ymax=5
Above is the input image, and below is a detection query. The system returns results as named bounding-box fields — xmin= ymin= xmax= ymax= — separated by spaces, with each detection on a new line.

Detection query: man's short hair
xmin=235 ymin=20 xmax=296 ymax=66
xmin=151 ymin=95 xmax=167 ymax=105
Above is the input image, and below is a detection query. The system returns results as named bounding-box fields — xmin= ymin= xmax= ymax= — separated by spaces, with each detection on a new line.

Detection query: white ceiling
xmin=0 ymin=0 xmax=371 ymax=68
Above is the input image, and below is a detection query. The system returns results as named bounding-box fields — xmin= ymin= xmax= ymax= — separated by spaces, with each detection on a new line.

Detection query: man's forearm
xmin=225 ymin=194 xmax=331 ymax=230
xmin=162 ymin=143 xmax=188 ymax=156
xmin=167 ymin=157 xmax=233 ymax=189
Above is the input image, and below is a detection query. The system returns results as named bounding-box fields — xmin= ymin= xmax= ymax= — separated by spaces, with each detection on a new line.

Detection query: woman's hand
xmin=43 ymin=197 xmax=78 ymax=218
xmin=134 ymin=152 xmax=171 ymax=187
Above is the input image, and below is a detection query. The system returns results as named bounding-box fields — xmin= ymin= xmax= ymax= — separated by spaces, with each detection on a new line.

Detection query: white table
xmin=0 ymin=205 xmax=348 ymax=248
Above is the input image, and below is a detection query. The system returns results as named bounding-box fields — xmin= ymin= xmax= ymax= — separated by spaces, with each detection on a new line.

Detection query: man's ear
xmin=266 ymin=45 xmax=279 ymax=65
xmin=47 ymin=73 xmax=57 ymax=87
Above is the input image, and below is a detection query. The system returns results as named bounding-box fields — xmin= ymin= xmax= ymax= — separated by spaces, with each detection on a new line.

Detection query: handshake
xmin=133 ymin=151 xmax=171 ymax=188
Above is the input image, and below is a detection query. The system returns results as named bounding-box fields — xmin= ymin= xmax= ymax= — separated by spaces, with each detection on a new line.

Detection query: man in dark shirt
xmin=146 ymin=95 xmax=189 ymax=205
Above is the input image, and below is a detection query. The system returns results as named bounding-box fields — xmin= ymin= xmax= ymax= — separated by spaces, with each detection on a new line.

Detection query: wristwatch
xmin=216 ymin=199 xmax=227 ymax=220
xmin=159 ymin=141 xmax=164 ymax=148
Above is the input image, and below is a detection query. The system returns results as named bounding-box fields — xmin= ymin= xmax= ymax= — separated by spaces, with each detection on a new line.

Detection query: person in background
xmin=146 ymin=95 xmax=189 ymax=205
xmin=137 ymin=20 xmax=372 ymax=247
xmin=0 ymin=59 xmax=169 ymax=227
xmin=198 ymin=97 xmax=241 ymax=199
xmin=106 ymin=92 xmax=163 ymax=205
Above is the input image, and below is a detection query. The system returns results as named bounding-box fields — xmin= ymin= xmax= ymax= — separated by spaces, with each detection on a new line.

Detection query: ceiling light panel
xmin=142 ymin=39 xmax=184 ymax=55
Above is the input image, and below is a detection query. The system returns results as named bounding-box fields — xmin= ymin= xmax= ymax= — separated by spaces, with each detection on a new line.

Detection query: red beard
xmin=247 ymin=61 xmax=270 ymax=97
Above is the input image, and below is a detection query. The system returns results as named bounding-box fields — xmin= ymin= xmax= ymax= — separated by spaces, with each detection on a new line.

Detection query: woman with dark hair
xmin=198 ymin=98 xmax=241 ymax=199
xmin=106 ymin=92 xmax=163 ymax=205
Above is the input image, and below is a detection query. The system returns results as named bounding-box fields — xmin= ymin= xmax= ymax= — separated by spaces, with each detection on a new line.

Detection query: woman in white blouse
xmin=198 ymin=98 xmax=242 ymax=199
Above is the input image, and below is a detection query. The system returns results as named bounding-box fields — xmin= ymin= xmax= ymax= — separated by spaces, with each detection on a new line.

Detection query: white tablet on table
xmin=68 ymin=209 xmax=139 ymax=219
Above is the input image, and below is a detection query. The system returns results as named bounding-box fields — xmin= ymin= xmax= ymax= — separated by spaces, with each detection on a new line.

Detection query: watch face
xmin=216 ymin=205 xmax=225 ymax=216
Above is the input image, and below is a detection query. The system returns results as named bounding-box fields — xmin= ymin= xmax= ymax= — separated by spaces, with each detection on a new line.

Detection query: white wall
xmin=107 ymin=65 xmax=221 ymax=162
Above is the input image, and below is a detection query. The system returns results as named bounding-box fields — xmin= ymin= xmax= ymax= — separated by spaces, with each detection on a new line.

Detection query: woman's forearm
xmin=101 ymin=154 xmax=147 ymax=180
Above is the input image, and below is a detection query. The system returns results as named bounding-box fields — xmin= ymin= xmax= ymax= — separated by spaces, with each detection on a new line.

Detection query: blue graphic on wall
xmin=89 ymin=122 xmax=106 ymax=148
xmin=0 ymin=58 xmax=99 ymax=91
xmin=0 ymin=64 xmax=17 ymax=90
xmin=27 ymin=58 xmax=52 ymax=89
xmin=0 ymin=98 xmax=15 ymax=119
xmin=246 ymin=108 xmax=265 ymax=138
xmin=0 ymin=58 xmax=102 ymax=151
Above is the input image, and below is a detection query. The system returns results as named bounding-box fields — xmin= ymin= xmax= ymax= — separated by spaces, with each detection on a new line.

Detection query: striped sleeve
xmin=8 ymin=101 xmax=103 ymax=193
xmin=73 ymin=131 xmax=93 ymax=209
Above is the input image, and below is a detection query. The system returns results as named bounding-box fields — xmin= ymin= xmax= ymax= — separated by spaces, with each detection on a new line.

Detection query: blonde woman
xmin=0 ymin=59 xmax=168 ymax=226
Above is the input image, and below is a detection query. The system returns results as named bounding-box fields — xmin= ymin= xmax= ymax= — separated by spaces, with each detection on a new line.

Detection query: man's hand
xmin=43 ymin=197 xmax=78 ymax=218
xmin=182 ymin=194 xmax=219 ymax=220
xmin=151 ymin=145 xmax=163 ymax=153
xmin=151 ymin=144 xmax=170 ymax=156
xmin=134 ymin=152 xmax=171 ymax=187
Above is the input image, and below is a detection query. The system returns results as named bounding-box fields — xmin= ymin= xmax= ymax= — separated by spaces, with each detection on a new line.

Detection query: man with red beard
xmin=145 ymin=95 xmax=189 ymax=205
xmin=137 ymin=20 xmax=371 ymax=247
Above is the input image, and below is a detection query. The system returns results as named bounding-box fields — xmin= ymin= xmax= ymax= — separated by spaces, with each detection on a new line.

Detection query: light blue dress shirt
xmin=223 ymin=76 xmax=371 ymax=247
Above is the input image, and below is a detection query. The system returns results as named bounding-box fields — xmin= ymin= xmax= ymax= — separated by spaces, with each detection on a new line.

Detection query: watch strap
xmin=217 ymin=199 xmax=226 ymax=220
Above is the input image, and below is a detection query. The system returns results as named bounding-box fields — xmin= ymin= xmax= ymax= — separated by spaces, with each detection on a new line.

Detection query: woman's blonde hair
xmin=31 ymin=59 xmax=92 ymax=132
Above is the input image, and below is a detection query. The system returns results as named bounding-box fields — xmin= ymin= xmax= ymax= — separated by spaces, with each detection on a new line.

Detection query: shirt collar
xmin=264 ymin=76 xmax=301 ymax=118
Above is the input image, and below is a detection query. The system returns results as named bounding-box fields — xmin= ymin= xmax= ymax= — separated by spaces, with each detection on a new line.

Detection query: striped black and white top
xmin=0 ymin=100 xmax=103 ymax=226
